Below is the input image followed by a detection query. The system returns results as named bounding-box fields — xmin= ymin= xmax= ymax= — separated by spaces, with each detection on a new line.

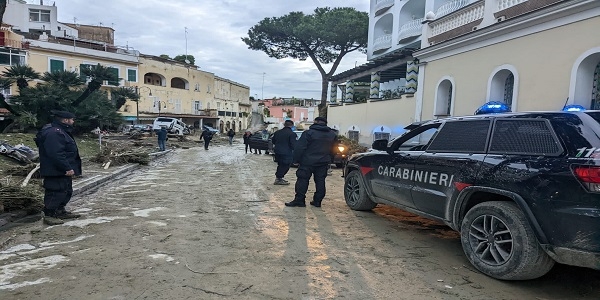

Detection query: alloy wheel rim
xmin=468 ymin=214 xmax=513 ymax=266
xmin=345 ymin=176 xmax=361 ymax=205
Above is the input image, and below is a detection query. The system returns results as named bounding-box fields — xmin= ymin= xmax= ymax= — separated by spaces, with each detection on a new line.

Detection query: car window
xmin=489 ymin=119 xmax=562 ymax=156
xmin=389 ymin=124 xmax=441 ymax=151
xmin=427 ymin=120 xmax=491 ymax=153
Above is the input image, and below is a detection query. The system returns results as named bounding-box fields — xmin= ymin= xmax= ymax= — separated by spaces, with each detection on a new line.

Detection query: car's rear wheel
xmin=460 ymin=201 xmax=554 ymax=280
xmin=344 ymin=170 xmax=376 ymax=211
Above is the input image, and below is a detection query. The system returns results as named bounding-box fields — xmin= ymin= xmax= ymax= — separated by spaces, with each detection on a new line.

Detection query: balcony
xmin=375 ymin=0 xmax=395 ymax=16
xmin=497 ymin=0 xmax=528 ymax=11
xmin=194 ymin=109 xmax=217 ymax=117
xmin=436 ymin=0 xmax=474 ymax=18
xmin=373 ymin=34 xmax=392 ymax=52
xmin=429 ymin=0 xmax=485 ymax=44
xmin=0 ymin=38 xmax=24 ymax=49
xmin=397 ymin=18 xmax=424 ymax=43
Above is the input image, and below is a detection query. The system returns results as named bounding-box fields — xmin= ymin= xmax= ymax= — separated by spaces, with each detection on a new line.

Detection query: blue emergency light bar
xmin=562 ymin=104 xmax=586 ymax=112
xmin=475 ymin=101 xmax=511 ymax=115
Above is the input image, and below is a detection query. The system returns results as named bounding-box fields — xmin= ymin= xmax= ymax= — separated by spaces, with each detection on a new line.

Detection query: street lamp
xmin=134 ymin=86 xmax=152 ymax=124
xmin=154 ymin=100 xmax=167 ymax=116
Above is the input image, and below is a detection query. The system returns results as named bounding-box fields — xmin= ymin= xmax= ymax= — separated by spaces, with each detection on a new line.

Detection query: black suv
xmin=343 ymin=111 xmax=600 ymax=280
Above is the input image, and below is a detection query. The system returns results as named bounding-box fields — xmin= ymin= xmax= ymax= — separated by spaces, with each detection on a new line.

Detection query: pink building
xmin=260 ymin=98 xmax=315 ymax=124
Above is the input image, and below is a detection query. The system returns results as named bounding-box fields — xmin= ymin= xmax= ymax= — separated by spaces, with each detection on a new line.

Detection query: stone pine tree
xmin=0 ymin=0 xmax=6 ymax=25
xmin=242 ymin=7 xmax=368 ymax=116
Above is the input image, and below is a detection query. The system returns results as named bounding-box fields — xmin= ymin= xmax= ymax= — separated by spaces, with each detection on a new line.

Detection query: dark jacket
xmin=272 ymin=127 xmax=297 ymax=156
xmin=292 ymin=123 xmax=337 ymax=166
xmin=200 ymin=130 xmax=213 ymax=141
xmin=227 ymin=130 xmax=235 ymax=137
xmin=243 ymin=133 xmax=251 ymax=144
xmin=157 ymin=128 xmax=168 ymax=141
xmin=36 ymin=121 xmax=82 ymax=177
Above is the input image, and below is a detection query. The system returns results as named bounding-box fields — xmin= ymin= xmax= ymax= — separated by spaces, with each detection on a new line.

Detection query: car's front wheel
xmin=460 ymin=201 xmax=555 ymax=280
xmin=344 ymin=170 xmax=377 ymax=211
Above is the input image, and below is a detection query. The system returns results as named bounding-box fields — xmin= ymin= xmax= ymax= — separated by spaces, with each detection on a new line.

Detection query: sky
xmin=49 ymin=0 xmax=370 ymax=100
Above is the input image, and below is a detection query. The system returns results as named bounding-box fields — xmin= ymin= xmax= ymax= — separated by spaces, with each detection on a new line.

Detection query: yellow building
xmin=214 ymin=76 xmax=251 ymax=132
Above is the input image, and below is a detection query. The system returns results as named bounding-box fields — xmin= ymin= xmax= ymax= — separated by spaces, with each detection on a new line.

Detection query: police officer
xmin=272 ymin=120 xmax=297 ymax=185
xmin=285 ymin=117 xmax=337 ymax=208
xmin=35 ymin=110 xmax=82 ymax=225
xmin=200 ymin=128 xmax=213 ymax=150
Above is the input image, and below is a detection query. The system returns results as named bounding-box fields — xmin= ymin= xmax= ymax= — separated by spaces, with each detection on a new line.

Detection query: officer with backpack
xmin=200 ymin=128 xmax=214 ymax=150
xmin=35 ymin=110 xmax=82 ymax=225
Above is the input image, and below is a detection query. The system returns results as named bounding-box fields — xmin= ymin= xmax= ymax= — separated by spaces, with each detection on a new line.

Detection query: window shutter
xmin=50 ymin=59 xmax=64 ymax=73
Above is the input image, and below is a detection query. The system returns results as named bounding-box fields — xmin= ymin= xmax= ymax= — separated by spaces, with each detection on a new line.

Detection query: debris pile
xmin=91 ymin=146 xmax=151 ymax=166
xmin=338 ymin=136 xmax=368 ymax=155
xmin=4 ymin=164 xmax=40 ymax=177
xmin=0 ymin=179 xmax=44 ymax=213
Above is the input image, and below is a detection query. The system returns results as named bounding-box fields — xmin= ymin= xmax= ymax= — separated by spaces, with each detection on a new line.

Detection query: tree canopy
xmin=173 ymin=54 xmax=195 ymax=65
xmin=242 ymin=7 xmax=368 ymax=114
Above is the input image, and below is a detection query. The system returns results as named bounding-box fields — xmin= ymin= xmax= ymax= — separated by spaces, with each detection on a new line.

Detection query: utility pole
xmin=184 ymin=27 xmax=189 ymax=64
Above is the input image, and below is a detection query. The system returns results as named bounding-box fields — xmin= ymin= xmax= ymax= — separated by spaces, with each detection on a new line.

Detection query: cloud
xmin=54 ymin=0 xmax=369 ymax=99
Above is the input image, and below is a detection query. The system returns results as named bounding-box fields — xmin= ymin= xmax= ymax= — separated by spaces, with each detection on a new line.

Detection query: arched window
xmin=504 ymin=73 xmax=514 ymax=107
xmin=435 ymin=79 xmax=454 ymax=117
xmin=592 ymin=62 xmax=600 ymax=109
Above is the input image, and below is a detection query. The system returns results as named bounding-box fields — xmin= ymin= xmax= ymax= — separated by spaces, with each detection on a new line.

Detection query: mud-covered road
xmin=1 ymin=143 xmax=599 ymax=299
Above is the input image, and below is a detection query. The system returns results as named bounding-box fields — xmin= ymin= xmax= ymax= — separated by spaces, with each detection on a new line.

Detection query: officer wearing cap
xmin=35 ymin=110 xmax=82 ymax=225
xmin=285 ymin=116 xmax=338 ymax=208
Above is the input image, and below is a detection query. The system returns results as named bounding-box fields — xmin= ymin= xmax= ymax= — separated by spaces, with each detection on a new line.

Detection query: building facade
xmin=328 ymin=0 xmax=600 ymax=145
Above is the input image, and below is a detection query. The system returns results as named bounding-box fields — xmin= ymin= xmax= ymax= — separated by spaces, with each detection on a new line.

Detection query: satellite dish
xmin=185 ymin=59 xmax=190 ymax=64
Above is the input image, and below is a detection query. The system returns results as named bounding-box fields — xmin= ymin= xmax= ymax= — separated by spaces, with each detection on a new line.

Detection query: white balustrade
xmin=373 ymin=34 xmax=392 ymax=52
xmin=397 ymin=18 xmax=424 ymax=42
xmin=497 ymin=0 xmax=528 ymax=11
xmin=436 ymin=0 xmax=474 ymax=18
xmin=430 ymin=1 xmax=485 ymax=36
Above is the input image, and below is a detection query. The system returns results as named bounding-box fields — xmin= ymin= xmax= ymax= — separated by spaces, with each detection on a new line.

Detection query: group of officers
xmin=271 ymin=116 xmax=338 ymax=208
xmin=35 ymin=111 xmax=338 ymax=225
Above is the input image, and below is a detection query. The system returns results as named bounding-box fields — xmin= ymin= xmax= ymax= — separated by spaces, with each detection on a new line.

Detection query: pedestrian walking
xmin=200 ymin=129 xmax=214 ymax=150
xmin=243 ymin=131 xmax=252 ymax=153
xmin=157 ymin=126 xmax=168 ymax=151
xmin=34 ymin=110 xmax=83 ymax=225
xmin=285 ymin=117 xmax=337 ymax=208
xmin=272 ymin=120 xmax=297 ymax=185
xmin=227 ymin=129 xmax=235 ymax=145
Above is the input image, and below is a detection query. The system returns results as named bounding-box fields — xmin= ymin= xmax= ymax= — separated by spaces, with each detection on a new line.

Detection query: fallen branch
xmin=184 ymin=260 xmax=237 ymax=275
xmin=245 ymin=200 xmax=268 ymax=202
xmin=183 ymin=285 xmax=229 ymax=297
xmin=159 ymin=234 xmax=172 ymax=243
xmin=21 ymin=164 xmax=40 ymax=187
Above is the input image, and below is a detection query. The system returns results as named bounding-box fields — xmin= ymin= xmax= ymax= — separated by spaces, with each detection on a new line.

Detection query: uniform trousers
xmin=293 ymin=164 xmax=329 ymax=203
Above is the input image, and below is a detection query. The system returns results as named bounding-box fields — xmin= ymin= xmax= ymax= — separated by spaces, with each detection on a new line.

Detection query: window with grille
xmin=504 ymin=73 xmax=514 ymax=108
xmin=374 ymin=132 xmax=390 ymax=141
xmin=348 ymin=130 xmax=359 ymax=142
xmin=489 ymin=119 xmax=561 ymax=156
xmin=427 ymin=120 xmax=491 ymax=153
xmin=592 ymin=62 xmax=600 ymax=109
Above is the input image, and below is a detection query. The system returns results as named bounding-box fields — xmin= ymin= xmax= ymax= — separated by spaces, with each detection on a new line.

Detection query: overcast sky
xmin=50 ymin=0 xmax=370 ymax=100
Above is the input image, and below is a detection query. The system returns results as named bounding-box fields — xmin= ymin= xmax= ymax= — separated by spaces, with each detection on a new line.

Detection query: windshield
xmin=156 ymin=118 xmax=174 ymax=122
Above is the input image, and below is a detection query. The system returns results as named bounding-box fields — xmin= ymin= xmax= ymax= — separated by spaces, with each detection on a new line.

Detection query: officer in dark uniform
xmin=35 ymin=110 xmax=82 ymax=225
xmin=272 ymin=120 xmax=297 ymax=185
xmin=285 ymin=117 xmax=337 ymax=208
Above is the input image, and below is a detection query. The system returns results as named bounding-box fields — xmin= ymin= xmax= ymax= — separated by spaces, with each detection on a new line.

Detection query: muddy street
xmin=1 ymin=144 xmax=599 ymax=299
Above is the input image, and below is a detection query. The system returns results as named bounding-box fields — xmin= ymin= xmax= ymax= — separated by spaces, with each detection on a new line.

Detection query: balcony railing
xmin=375 ymin=0 xmax=395 ymax=16
xmin=0 ymin=38 xmax=23 ymax=49
xmin=398 ymin=18 xmax=424 ymax=42
xmin=194 ymin=109 xmax=217 ymax=117
xmin=430 ymin=0 xmax=485 ymax=37
xmin=436 ymin=0 xmax=474 ymax=18
xmin=497 ymin=0 xmax=528 ymax=11
xmin=373 ymin=34 xmax=392 ymax=52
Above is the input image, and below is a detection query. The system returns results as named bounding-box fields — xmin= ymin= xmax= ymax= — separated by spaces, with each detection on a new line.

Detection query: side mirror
xmin=372 ymin=139 xmax=388 ymax=151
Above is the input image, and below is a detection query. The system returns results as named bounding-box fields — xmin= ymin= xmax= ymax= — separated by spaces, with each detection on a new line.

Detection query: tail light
xmin=573 ymin=165 xmax=600 ymax=192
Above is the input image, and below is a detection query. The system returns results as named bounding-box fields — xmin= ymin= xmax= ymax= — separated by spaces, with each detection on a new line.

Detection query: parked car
xmin=344 ymin=111 xmax=600 ymax=280
xmin=123 ymin=124 xmax=152 ymax=134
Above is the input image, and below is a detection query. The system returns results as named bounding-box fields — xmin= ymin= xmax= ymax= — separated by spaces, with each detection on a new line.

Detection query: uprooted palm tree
xmin=71 ymin=64 xmax=119 ymax=107
xmin=1 ymin=64 xmax=41 ymax=90
xmin=41 ymin=70 xmax=84 ymax=88
xmin=110 ymin=87 xmax=140 ymax=111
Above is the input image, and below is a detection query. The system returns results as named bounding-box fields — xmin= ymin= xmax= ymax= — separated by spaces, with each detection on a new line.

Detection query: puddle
xmin=148 ymin=254 xmax=175 ymax=262
xmin=0 ymin=255 xmax=68 ymax=289
xmin=147 ymin=221 xmax=167 ymax=226
xmin=40 ymin=235 xmax=94 ymax=247
xmin=0 ymin=244 xmax=36 ymax=254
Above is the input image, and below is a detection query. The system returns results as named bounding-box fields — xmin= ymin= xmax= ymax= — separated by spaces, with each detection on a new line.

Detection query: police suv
xmin=344 ymin=111 xmax=600 ymax=280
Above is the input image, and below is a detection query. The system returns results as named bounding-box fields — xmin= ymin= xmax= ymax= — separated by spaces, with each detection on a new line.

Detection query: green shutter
xmin=79 ymin=64 xmax=89 ymax=79
xmin=50 ymin=59 xmax=64 ymax=73
xmin=127 ymin=69 xmax=137 ymax=82
xmin=108 ymin=67 xmax=119 ymax=86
